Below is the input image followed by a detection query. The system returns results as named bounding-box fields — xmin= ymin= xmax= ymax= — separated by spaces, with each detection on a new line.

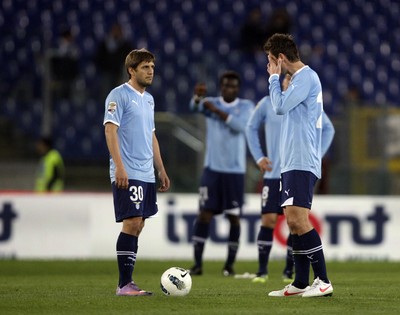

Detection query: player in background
xmin=103 ymin=48 xmax=170 ymax=296
xmin=188 ymin=71 xmax=255 ymax=276
xmin=265 ymin=34 xmax=334 ymax=297
xmin=34 ymin=136 xmax=65 ymax=192
xmin=244 ymin=74 xmax=335 ymax=284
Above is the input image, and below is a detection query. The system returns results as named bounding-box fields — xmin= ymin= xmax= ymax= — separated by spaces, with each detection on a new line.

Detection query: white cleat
xmin=302 ymin=277 xmax=333 ymax=298
xmin=268 ymin=284 xmax=310 ymax=297
xmin=234 ymin=272 xmax=257 ymax=279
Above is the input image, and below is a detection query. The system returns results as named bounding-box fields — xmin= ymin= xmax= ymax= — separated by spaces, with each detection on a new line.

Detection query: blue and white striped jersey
xmin=269 ymin=66 xmax=328 ymax=178
xmin=246 ymin=95 xmax=335 ymax=180
xmin=190 ymin=96 xmax=255 ymax=174
xmin=103 ymin=83 xmax=156 ymax=183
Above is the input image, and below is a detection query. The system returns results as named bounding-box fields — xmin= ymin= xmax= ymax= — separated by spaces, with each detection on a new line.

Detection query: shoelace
xmin=129 ymin=282 xmax=141 ymax=291
xmin=309 ymin=279 xmax=321 ymax=289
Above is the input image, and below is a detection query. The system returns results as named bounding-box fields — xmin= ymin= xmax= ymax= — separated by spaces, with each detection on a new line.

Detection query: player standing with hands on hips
xmin=188 ymin=71 xmax=255 ymax=276
xmin=264 ymin=34 xmax=334 ymax=297
xmin=104 ymin=48 xmax=170 ymax=296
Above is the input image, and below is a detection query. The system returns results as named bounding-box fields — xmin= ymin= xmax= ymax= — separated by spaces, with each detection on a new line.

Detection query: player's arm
xmin=321 ymin=112 xmax=335 ymax=157
xmin=153 ymin=131 xmax=170 ymax=192
xmin=203 ymin=101 xmax=229 ymax=121
xmin=189 ymin=83 xmax=229 ymax=120
xmin=104 ymin=122 xmax=129 ymax=189
xmin=267 ymin=57 xmax=308 ymax=115
xmin=246 ymin=102 xmax=266 ymax=161
xmin=269 ymin=75 xmax=309 ymax=115
xmin=246 ymin=101 xmax=272 ymax=173
xmin=224 ymin=101 xmax=254 ymax=132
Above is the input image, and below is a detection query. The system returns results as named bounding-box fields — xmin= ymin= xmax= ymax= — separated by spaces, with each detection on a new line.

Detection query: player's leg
xmin=253 ymin=179 xmax=281 ymax=282
xmin=284 ymin=171 xmax=332 ymax=296
xmin=223 ymin=213 xmax=240 ymax=276
xmin=285 ymin=205 xmax=313 ymax=289
xmin=117 ymin=217 xmax=144 ymax=287
xmin=190 ymin=168 xmax=220 ymax=275
xmin=269 ymin=170 xmax=332 ymax=297
xmin=190 ymin=210 xmax=213 ymax=275
xmin=281 ymin=170 xmax=315 ymax=290
xmin=282 ymin=233 xmax=294 ymax=283
xmin=286 ymin=205 xmax=332 ymax=297
xmin=252 ymin=213 xmax=276 ymax=282
xmin=298 ymin=227 xmax=333 ymax=297
xmin=268 ymin=205 xmax=312 ymax=297
xmin=114 ymin=180 xmax=157 ymax=296
xmin=221 ymin=172 xmax=244 ymax=276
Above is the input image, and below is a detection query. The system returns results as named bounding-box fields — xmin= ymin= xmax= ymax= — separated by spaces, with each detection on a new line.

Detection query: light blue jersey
xmin=246 ymin=96 xmax=282 ymax=179
xmin=103 ymin=83 xmax=155 ymax=183
xmin=268 ymin=66 xmax=331 ymax=178
xmin=190 ymin=96 xmax=254 ymax=173
xmin=246 ymin=95 xmax=335 ymax=180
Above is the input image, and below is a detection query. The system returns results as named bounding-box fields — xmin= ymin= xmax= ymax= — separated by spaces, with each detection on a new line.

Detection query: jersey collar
xmin=125 ymin=82 xmax=145 ymax=96
xmin=218 ymin=96 xmax=239 ymax=107
xmin=292 ymin=65 xmax=309 ymax=79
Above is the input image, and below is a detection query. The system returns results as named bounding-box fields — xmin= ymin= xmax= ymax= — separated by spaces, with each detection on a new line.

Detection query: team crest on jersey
xmin=107 ymin=101 xmax=117 ymax=114
xmin=148 ymin=100 xmax=154 ymax=110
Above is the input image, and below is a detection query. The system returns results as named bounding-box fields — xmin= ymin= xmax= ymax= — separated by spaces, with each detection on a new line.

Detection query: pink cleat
xmin=116 ymin=282 xmax=153 ymax=296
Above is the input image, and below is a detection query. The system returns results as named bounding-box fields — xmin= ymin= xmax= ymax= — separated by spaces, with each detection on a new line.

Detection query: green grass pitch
xmin=0 ymin=260 xmax=399 ymax=315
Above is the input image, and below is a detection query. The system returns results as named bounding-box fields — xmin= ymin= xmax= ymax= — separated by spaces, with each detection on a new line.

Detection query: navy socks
xmin=292 ymin=229 xmax=329 ymax=288
xmin=256 ymin=226 xmax=273 ymax=275
xmin=192 ymin=221 xmax=210 ymax=268
xmin=225 ymin=224 xmax=240 ymax=268
xmin=116 ymin=232 xmax=138 ymax=288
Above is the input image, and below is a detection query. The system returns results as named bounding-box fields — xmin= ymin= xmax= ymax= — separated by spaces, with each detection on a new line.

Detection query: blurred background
xmin=1 ymin=0 xmax=399 ymax=194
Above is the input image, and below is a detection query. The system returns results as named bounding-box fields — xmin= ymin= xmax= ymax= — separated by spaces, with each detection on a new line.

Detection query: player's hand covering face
xmin=267 ymin=54 xmax=282 ymax=76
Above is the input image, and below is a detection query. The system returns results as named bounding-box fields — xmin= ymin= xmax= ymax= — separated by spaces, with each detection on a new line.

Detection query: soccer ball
xmin=160 ymin=267 xmax=192 ymax=296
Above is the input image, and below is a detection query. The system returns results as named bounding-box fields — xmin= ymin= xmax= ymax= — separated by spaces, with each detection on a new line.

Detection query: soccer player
xmin=103 ymin=48 xmax=170 ymax=296
xmin=264 ymin=34 xmax=334 ymax=297
xmin=188 ymin=71 xmax=255 ymax=276
xmin=245 ymin=74 xmax=335 ymax=284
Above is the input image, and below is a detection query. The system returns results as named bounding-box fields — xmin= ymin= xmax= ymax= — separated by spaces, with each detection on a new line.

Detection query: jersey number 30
xmin=130 ymin=185 xmax=144 ymax=202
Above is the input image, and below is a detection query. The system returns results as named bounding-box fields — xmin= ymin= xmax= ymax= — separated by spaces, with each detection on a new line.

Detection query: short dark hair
xmin=219 ymin=70 xmax=241 ymax=86
xmin=264 ymin=33 xmax=300 ymax=62
xmin=39 ymin=136 xmax=53 ymax=148
xmin=125 ymin=48 xmax=155 ymax=78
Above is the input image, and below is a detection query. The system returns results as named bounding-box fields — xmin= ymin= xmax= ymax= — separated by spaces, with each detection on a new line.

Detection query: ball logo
xmin=168 ymin=274 xmax=187 ymax=290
